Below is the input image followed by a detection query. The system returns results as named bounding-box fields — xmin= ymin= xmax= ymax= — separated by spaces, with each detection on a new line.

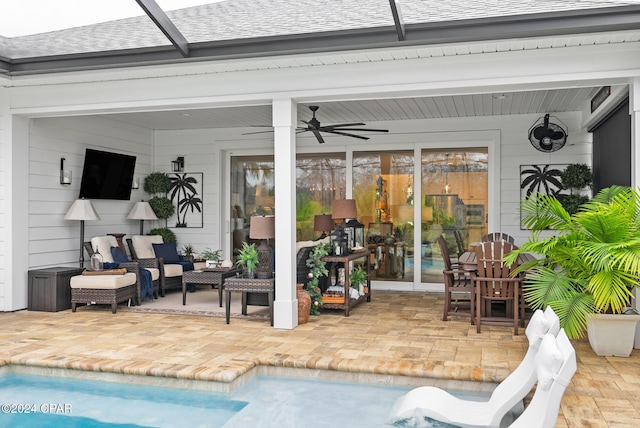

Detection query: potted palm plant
xmin=507 ymin=185 xmax=640 ymax=356
xmin=236 ymin=242 xmax=259 ymax=278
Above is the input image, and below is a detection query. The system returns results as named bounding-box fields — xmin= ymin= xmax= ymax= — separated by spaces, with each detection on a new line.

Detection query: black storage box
xmin=28 ymin=267 xmax=84 ymax=312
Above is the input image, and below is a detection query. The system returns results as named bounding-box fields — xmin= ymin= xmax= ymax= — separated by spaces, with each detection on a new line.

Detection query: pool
xmin=0 ymin=371 xmax=496 ymax=427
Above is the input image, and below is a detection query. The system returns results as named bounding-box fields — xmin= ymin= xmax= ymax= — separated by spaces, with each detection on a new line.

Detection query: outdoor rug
xmin=75 ymin=286 xmax=271 ymax=321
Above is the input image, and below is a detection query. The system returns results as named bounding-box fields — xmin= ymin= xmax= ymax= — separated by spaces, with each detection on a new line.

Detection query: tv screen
xmin=78 ymin=149 xmax=136 ymax=200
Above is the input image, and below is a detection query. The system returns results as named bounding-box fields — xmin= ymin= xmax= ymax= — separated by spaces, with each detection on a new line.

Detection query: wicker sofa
xmin=295 ymin=237 xmax=331 ymax=289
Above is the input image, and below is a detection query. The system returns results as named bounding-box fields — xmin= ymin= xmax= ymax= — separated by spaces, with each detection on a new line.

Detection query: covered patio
xmin=2 ymin=1 xmax=640 ymax=333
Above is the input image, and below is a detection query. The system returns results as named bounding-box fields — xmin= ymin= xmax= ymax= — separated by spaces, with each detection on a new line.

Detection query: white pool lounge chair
xmin=388 ymin=306 xmax=560 ymax=428
xmin=509 ymin=329 xmax=576 ymax=428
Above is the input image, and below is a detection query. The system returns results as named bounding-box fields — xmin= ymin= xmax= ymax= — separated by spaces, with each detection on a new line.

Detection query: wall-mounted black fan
xmin=298 ymin=105 xmax=388 ymax=144
xmin=243 ymin=105 xmax=388 ymax=143
xmin=528 ymin=114 xmax=568 ymax=152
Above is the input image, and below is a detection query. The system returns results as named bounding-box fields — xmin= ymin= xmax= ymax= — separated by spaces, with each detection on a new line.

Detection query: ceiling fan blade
xmin=311 ymin=129 xmax=325 ymax=144
xmin=325 ymin=130 xmax=370 ymax=140
xmin=329 ymin=127 xmax=389 ymax=133
xmin=320 ymin=123 xmax=366 ymax=130
xmin=242 ymin=130 xmax=274 ymax=135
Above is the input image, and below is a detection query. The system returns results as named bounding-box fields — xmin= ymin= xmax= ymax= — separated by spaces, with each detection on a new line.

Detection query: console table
xmin=224 ymin=277 xmax=274 ymax=325
xmin=321 ymin=250 xmax=371 ymax=316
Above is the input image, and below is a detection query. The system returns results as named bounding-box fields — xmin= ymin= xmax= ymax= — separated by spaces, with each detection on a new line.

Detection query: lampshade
xmin=249 ymin=215 xmax=275 ymax=239
xmin=64 ymin=198 xmax=101 ymax=221
xmin=314 ymin=214 xmax=334 ymax=232
xmin=422 ymin=206 xmax=434 ymax=222
xmin=127 ymin=201 xmax=158 ymax=220
xmin=397 ymin=204 xmax=413 ymax=221
xmin=332 ymin=199 xmax=357 ymax=220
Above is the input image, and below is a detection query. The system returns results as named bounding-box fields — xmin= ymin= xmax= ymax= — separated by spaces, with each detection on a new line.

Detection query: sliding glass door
xmin=420 ymin=149 xmax=488 ymax=283
xmin=229 ymin=146 xmax=488 ymax=287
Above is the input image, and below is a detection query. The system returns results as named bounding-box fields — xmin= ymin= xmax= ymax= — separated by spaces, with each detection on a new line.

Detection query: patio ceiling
xmin=100 ymin=87 xmax=604 ymax=130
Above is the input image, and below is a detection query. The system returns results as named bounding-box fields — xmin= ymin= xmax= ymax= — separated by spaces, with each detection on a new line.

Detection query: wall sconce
xmin=131 ymin=178 xmax=140 ymax=189
xmin=60 ymin=158 xmax=72 ymax=185
xmin=171 ymin=156 xmax=185 ymax=172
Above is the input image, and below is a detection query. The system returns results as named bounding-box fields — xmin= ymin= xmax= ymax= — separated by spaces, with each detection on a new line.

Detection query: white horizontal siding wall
xmin=152 ymin=129 xmax=220 ymax=258
xmin=28 ymin=116 xmax=154 ymax=270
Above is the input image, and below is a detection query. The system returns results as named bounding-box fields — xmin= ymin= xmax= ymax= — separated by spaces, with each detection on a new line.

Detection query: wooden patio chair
xmin=481 ymin=232 xmax=515 ymax=244
xmin=473 ymin=240 xmax=524 ymax=334
xmin=453 ymin=229 xmax=466 ymax=256
xmin=437 ymin=235 xmax=473 ymax=321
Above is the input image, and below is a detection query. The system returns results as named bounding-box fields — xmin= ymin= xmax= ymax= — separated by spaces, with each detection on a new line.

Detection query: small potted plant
xmin=181 ymin=244 xmax=195 ymax=262
xmin=349 ymin=265 xmax=367 ymax=296
xmin=236 ymin=242 xmax=259 ymax=278
xmin=201 ymin=248 xmax=222 ymax=267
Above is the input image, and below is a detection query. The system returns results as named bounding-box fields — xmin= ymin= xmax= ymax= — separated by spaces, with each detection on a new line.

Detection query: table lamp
xmin=249 ymin=215 xmax=275 ymax=279
xmin=313 ymin=214 xmax=334 ymax=239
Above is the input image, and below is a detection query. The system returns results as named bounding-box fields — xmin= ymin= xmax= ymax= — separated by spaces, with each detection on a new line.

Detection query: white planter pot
xmin=587 ymin=313 xmax=640 ymax=357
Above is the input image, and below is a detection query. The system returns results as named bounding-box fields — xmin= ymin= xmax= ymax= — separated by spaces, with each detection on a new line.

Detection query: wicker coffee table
xmin=182 ymin=268 xmax=241 ymax=307
xmin=224 ymin=277 xmax=274 ymax=325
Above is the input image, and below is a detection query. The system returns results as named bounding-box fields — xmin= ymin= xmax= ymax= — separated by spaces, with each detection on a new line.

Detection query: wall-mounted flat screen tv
xmin=78 ymin=148 xmax=136 ymax=200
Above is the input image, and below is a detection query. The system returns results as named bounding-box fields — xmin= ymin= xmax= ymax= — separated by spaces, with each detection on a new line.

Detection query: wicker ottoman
xmin=70 ymin=273 xmax=137 ymax=314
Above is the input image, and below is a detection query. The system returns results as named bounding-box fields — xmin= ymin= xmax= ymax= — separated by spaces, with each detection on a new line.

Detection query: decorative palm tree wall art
xmin=169 ymin=173 xmax=203 ymax=228
xmin=519 ymin=164 xmax=568 ymax=229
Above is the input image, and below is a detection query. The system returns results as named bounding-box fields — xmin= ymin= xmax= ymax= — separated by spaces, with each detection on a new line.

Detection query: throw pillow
xmin=111 ymin=246 xmax=130 ymax=263
xmin=152 ymin=242 xmax=181 ymax=264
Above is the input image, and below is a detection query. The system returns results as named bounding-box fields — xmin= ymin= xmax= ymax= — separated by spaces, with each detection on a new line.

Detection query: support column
xmin=630 ymin=78 xmax=640 ymax=349
xmin=0 ymin=97 xmax=30 ymax=311
xmin=272 ymin=98 xmax=298 ymax=329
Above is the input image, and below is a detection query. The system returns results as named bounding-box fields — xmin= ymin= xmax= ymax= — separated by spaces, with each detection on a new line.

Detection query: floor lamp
xmin=64 ymin=198 xmax=101 ymax=268
xmin=128 ymin=200 xmax=158 ymax=235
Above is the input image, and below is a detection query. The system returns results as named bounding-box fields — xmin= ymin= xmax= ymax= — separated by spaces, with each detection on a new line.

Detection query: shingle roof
xmin=1 ymin=0 xmax=640 ymax=71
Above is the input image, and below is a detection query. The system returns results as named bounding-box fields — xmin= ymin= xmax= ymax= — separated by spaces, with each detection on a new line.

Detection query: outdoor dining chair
xmin=481 ymin=232 xmax=516 ymax=244
xmin=473 ymin=240 xmax=524 ymax=334
xmin=437 ymin=235 xmax=473 ymax=321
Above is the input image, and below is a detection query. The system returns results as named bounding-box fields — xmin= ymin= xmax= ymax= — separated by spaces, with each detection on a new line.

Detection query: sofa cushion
xmin=153 ymin=242 xmax=180 ymax=263
xmin=163 ymin=263 xmax=183 ymax=278
xmin=144 ymin=268 xmax=160 ymax=281
xmin=91 ymin=236 xmax=119 ymax=263
xmin=295 ymin=236 xmax=330 ymax=255
xmin=111 ymin=246 xmax=130 ymax=263
xmin=132 ymin=235 xmax=163 ymax=259
xmin=70 ymin=273 xmax=137 ymax=289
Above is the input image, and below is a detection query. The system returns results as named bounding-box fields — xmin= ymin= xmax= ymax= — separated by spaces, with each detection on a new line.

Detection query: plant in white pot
xmin=507 ymin=185 xmax=640 ymax=356
xmin=201 ymin=248 xmax=222 ymax=267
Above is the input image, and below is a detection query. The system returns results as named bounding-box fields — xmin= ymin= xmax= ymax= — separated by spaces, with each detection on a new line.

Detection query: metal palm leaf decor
xmin=169 ymin=172 xmax=203 ymax=228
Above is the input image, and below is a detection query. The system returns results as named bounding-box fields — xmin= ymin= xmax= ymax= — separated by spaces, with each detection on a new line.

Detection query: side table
xmin=224 ymin=277 xmax=274 ymax=325
xmin=182 ymin=268 xmax=241 ymax=306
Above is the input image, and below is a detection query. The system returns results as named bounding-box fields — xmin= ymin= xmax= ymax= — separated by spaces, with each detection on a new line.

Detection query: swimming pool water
xmin=0 ymin=373 xmax=486 ymax=427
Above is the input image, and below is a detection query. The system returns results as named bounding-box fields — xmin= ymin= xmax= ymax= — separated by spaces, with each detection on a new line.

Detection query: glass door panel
xmin=420 ymin=149 xmax=488 ymax=283
xmin=353 ymin=151 xmax=414 ymax=282
xmin=230 ymin=156 xmax=275 ymax=256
